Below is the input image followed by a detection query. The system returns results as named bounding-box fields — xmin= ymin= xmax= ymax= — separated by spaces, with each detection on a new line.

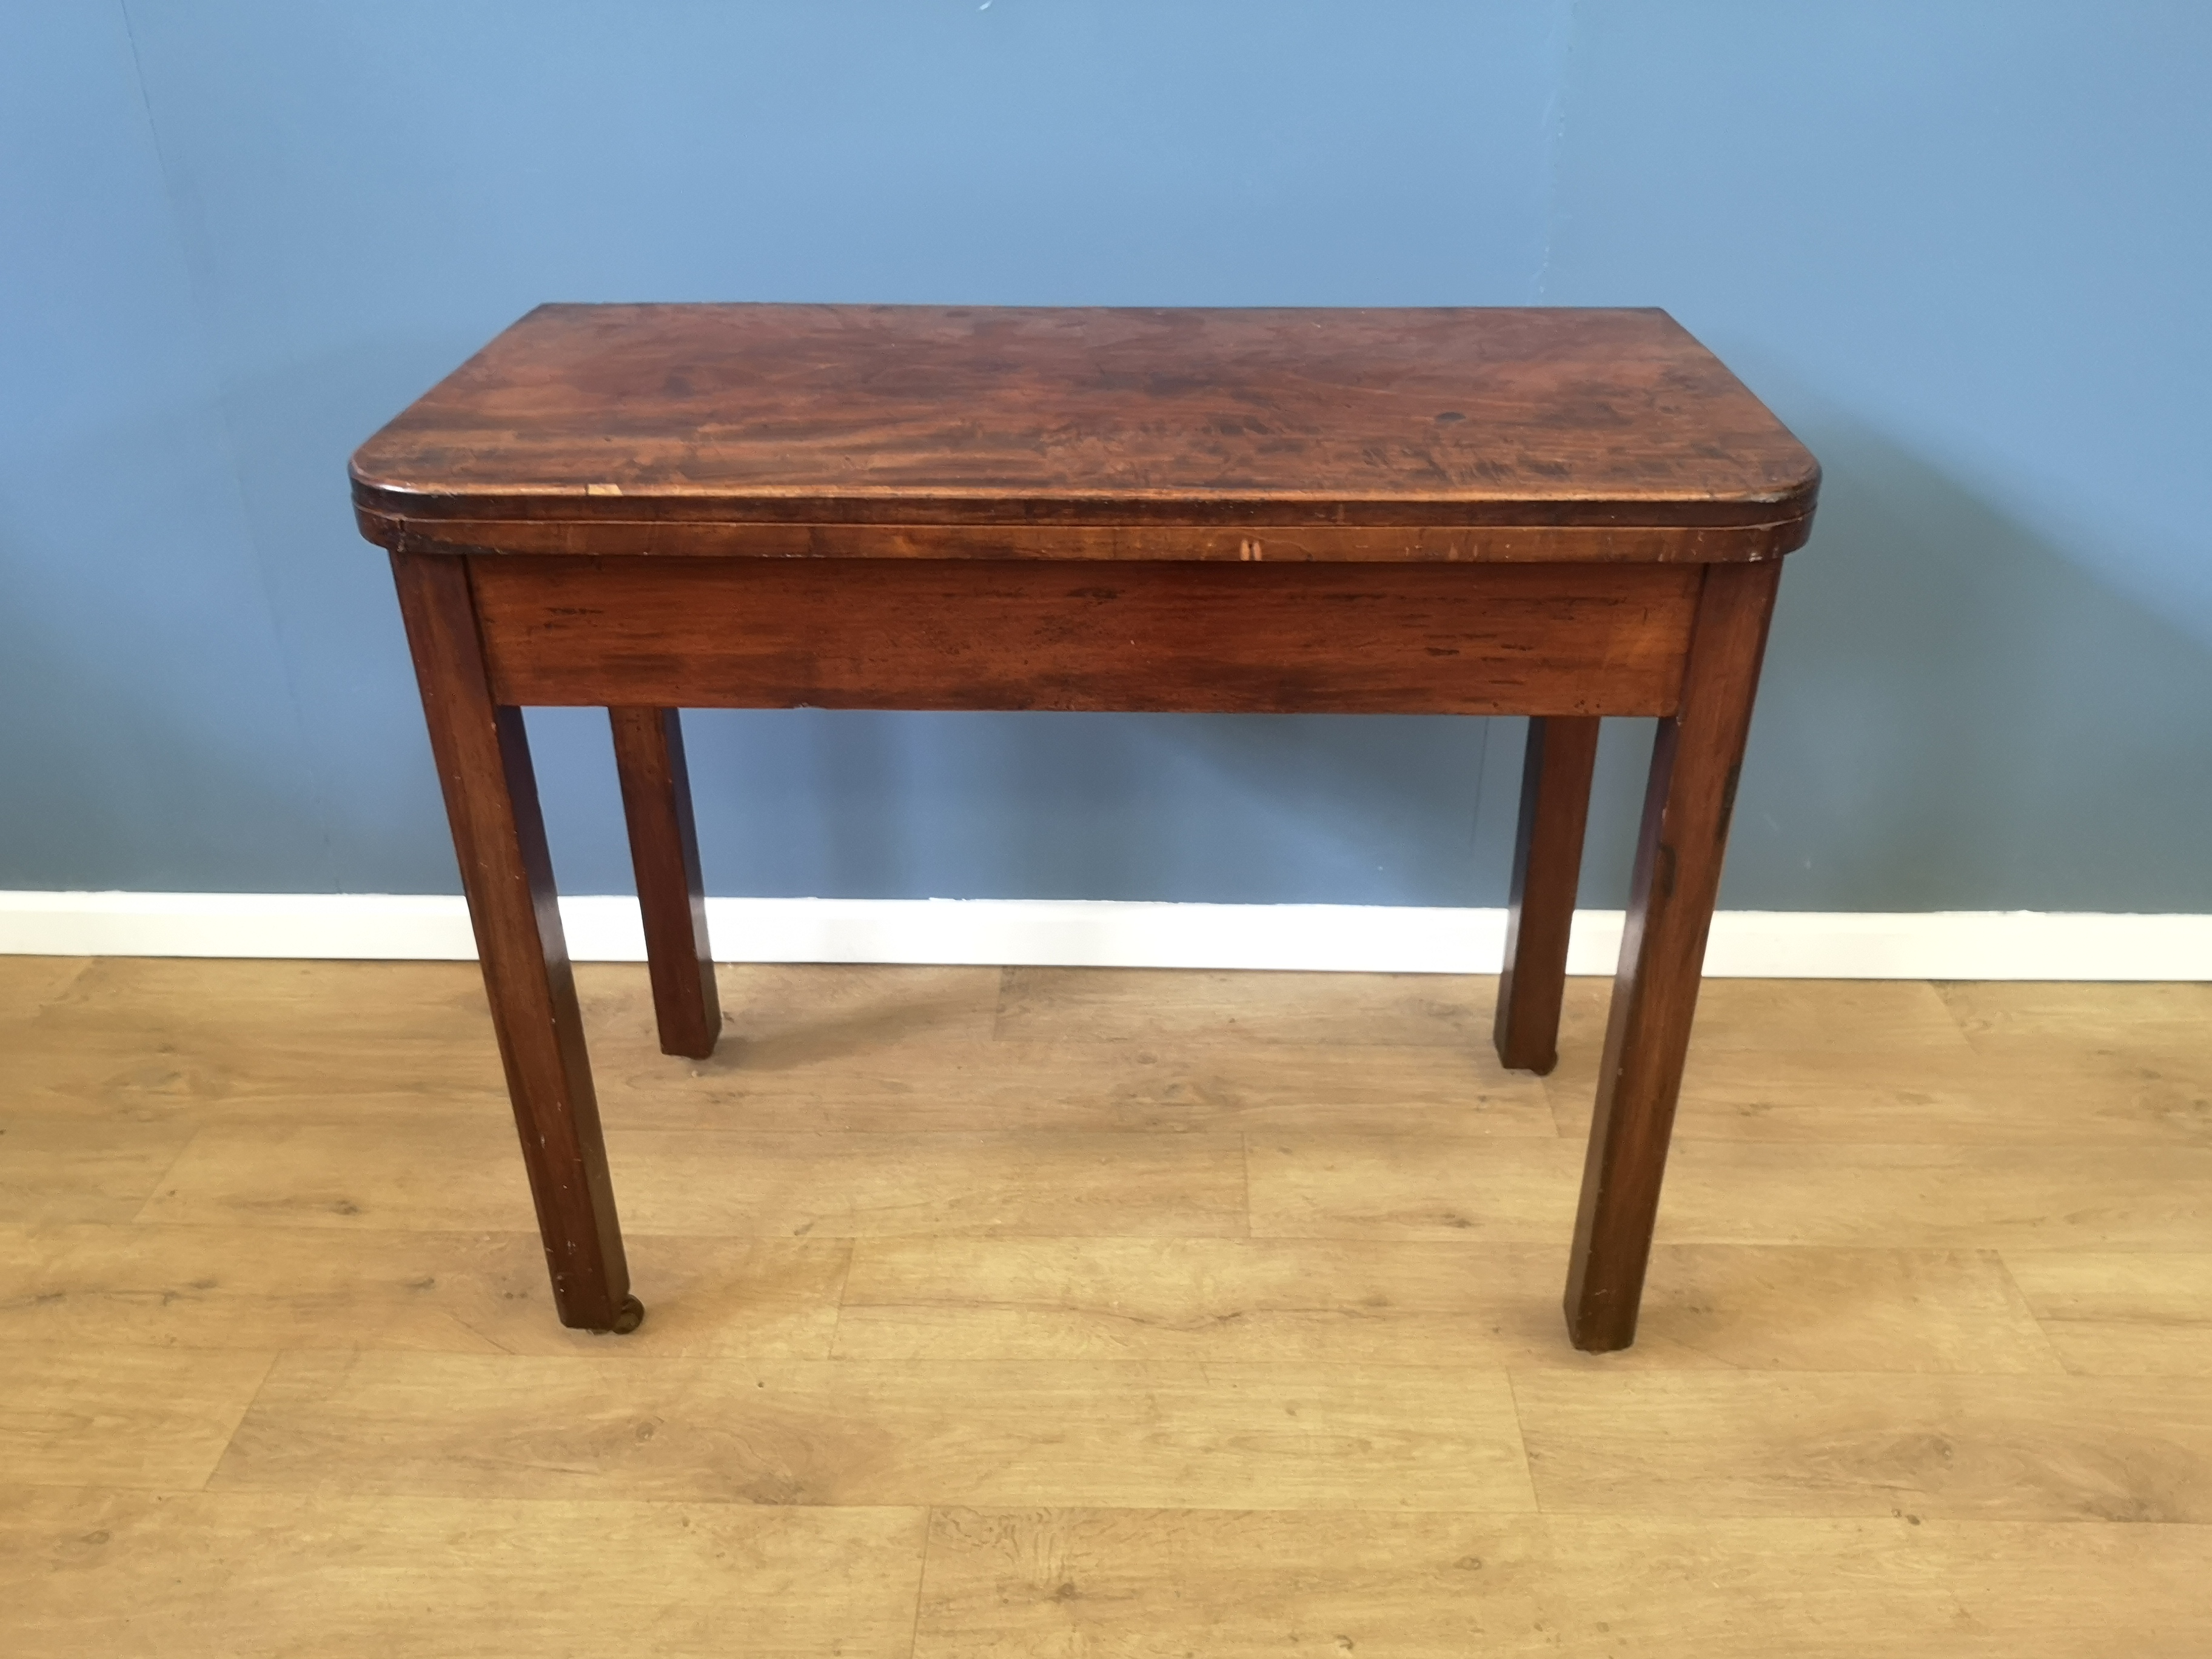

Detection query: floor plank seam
xmin=1501 ymin=1366 xmax=1545 ymax=1515
xmin=1988 ymin=1247 xmax=2076 ymax=1375
xmin=906 ymin=1506 xmax=935 ymax=1659
xmin=196 ymin=1348 xmax=280 ymax=1493
xmin=123 ymin=1126 xmax=212 ymax=1228
xmin=823 ymin=1239 xmax=859 ymax=1359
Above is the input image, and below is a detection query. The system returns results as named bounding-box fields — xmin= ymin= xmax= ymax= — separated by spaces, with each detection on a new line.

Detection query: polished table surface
xmin=354 ymin=304 xmax=1819 ymax=1349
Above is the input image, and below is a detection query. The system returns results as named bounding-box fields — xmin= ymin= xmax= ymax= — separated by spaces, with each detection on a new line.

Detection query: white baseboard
xmin=1 ymin=891 xmax=2207 ymax=979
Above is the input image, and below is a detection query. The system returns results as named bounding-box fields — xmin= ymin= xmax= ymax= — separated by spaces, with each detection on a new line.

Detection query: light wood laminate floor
xmin=3 ymin=956 xmax=2210 ymax=1655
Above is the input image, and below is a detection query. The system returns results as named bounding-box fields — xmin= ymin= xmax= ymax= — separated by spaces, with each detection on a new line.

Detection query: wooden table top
xmin=352 ymin=303 xmax=1817 ymax=554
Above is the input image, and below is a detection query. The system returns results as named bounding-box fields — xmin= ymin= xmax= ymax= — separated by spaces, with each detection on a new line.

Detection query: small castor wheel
xmin=600 ymin=1295 xmax=646 ymax=1336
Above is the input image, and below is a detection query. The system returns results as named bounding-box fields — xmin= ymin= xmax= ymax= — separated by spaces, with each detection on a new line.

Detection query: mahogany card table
xmin=351 ymin=303 xmax=1819 ymax=1351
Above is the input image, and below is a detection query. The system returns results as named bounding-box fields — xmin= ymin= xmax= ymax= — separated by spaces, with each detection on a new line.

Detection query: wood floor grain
xmin=2003 ymin=1252 xmax=2212 ymax=1376
xmin=1550 ymin=1047 xmax=2212 ymax=1145
xmin=1514 ymin=1370 xmax=2212 ymax=1521
xmin=0 ymin=1223 xmax=851 ymax=1356
xmin=1252 ymin=1134 xmax=2212 ymax=1249
xmin=0 ymin=1487 xmax=927 ymax=1659
xmin=834 ymin=1238 xmax=2063 ymax=1372
xmin=995 ymin=965 xmax=1500 ymax=1047
xmin=136 ymin=1122 xmax=1250 ymax=1238
xmin=1245 ymin=1134 xmax=1584 ymax=1241
xmin=1936 ymin=980 xmax=2212 ymax=1051
xmin=210 ymin=1353 xmax=1536 ymax=1510
xmin=915 ymin=1508 xmax=2212 ymax=1658
xmin=2 ymin=956 xmax=2208 ymax=1654
xmin=0 ymin=1347 xmax=273 ymax=1489
xmin=7 ymin=957 xmax=506 ymax=1121
xmin=598 ymin=1039 xmax=1557 ymax=1136
xmin=0 ymin=1113 xmax=200 ymax=1224
xmin=0 ymin=954 xmax=91 ymax=1005
xmin=1550 ymin=976 xmax=1979 ymax=1070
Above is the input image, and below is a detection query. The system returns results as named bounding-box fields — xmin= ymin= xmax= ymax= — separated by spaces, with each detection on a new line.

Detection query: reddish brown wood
xmin=350 ymin=304 xmax=1819 ymax=547
xmin=387 ymin=549 xmax=640 ymax=1335
xmin=358 ymin=512 xmax=1810 ymax=566
xmin=1493 ymin=716 xmax=1601 ymax=1074
xmin=363 ymin=304 xmax=1819 ymax=1349
xmin=471 ymin=558 xmax=1701 ymax=716
xmin=1564 ymin=560 xmax=1784 ymax=1353
xmin=609 ymin=706 xmax=722 ymax=1059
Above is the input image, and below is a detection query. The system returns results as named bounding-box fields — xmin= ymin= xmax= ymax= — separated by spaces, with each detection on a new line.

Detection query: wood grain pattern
xmin=0 ymin=1114 xmax=198 ymax=1224
xmin=390 ymin=549 xmax=635 ymax=1332
xmin=1493 ymin=715 xmax=1600 ymax=1073
xmin=1644 ymin=1142 xmax=2212 ymax=1251
xmin=4 ymin=957 xmax=506 ymax=1122
xmin=0 ymin=1489 xmax=928 ymax=1659
xmin=993 ymin=965 xmax=1501 ymax=1046
xmin=600 ymin=1039 xmax=1558 ymax=1137
xmin=1936 ymin=981 xmax=2212 ymax=1051
xmin=915 ymin=1508 xmax=2212 ymax=1658
xmin=212 ymin=1353 xmax=1537 ymax=1510
xmin=0 ymin=1348 xmax=272 ymax=1489
xmin=608 ymin=706 xmax=721 ymax=1059
xmin=364 ymin=511 xmax=1813 ymax=564
xmin=382 ymin=514 xmax=1823 ymax=570
xmin=2003 ymin=1252 xmax=2212 ymax=1376
xmin=0 ymin=1224 xmax=849 ymax=1358
xmin=5 ymin=960 xmax=2212 ymax=1654
xmin=614 ymin=961 xmax=1002 ymax=1053
xmin=1255 ymin=1134 xmax=2212 ymax=1252
xmin=350 ymin=304 xmax=1820 ymax=542
xmin=136 ymin=1121 xmax=1250 ymax=1240
xmin=472 ymin=555 xmax=1702 ymax=714
xmin=1553 ymin=1047 xmax=2212 ymax=1145
xmin=832 ymin=1238 xmax=2062 ymax=1374
xmin=135 ymin=1120 xmax=540 ymax=1234
xmin=1566 ymin=558 xmax=1783 ymax=1350
xmin=611 ymin=1130 xmax=1251 ymax=1240
xmin=361 ymin=306 xmax=1820 ymax=1349
xmin=0 ymin=954 xmax=90 ymax=1006
xmin=1514 ymin=1370 xmax=2212 ymax=1521
xmin=1555 ymin=975 xmax=1980 ymax=1063
xmin=1245 ymin=1134 xmax=1585 ymax=1242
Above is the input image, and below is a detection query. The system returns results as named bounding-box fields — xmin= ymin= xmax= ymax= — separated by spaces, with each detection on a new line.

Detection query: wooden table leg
xmin=390 ymin=550 xmax=642 ymax=1334
xmin=1564 ymin=560 xmax=1782 ymax=1352
xmin=609 ymin=706 xmax=722 ymax=1059
xmin=1493 ymin=715 xmax=1600 ymax=1074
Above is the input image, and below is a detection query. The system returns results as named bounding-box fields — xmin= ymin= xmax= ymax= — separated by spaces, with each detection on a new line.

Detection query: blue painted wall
xmin=5 ymin=2 xmax=2208 ymax=911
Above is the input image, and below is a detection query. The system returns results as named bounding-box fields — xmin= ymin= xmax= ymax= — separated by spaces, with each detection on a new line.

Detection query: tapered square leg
xmin=609 ymin=706 xmax=722 ymax=1059
xmin=1565 ymin=560 xmax=1783 ymax=1353
xmin=390 ymin=550 xmax=640 ymax=1335
xmin=1493 ymin=715 xmax=1600 ymax=1074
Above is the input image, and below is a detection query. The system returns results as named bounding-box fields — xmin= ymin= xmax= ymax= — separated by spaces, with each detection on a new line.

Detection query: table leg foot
xmin=1493 ymin=715 xmax=1600 ymax=1075
xmin=1563 ymin=561 xmax=1781 ymax=1353
xmin=595 ymin=1295 xmax=647 ymax=1336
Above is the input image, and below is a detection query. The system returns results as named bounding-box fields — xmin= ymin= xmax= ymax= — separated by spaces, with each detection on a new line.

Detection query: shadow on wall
xmin=533 ymin=706 xmax=1497 ymax=909
xmin=1576 ymin=408 xmax=2212 ymax=914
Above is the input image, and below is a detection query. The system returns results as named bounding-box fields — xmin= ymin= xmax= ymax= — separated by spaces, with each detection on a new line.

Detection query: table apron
xmin=468 ymin=555 xmax=1702 ymax=716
